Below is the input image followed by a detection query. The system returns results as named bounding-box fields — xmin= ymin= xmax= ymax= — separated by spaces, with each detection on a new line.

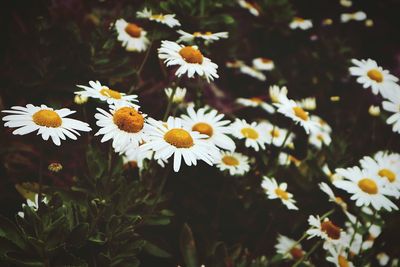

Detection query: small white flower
xmin=115 ymin=19 xmax=149 ymax=52
xmin=259 ymin=121 xmax=294 ymax=147
xmin=226 ymin=60 xmax=245 ymax=69
xmin=326 ymin=245 xmax=354 ymax=267
xmin=237 ymin=0 xmax=260 ymax=16
xmin=377 ymin=252 xmax=390 ymax=266
xmin=236 ymin=97 xmax=275 ymax=113
xmin=177 ymin=30 xmax=228 ymax=44
xmin=252 ymin=57 xmax=274 ymax=71
xmin=261 ymin=176 xmax=298 ymax=210
xmin=289 ymin=17 xmax=313 ymax=30
xmin=306 ymin=215 xmax=346 ymax=249
xmin=309 ymin=130 xmax=332 ymax=149
xmin=275 ymin=235 xmax=305 ymax=260
xmin=239 ymin=65 xmax=266 ymax=81
xmin=137 ymin=8 xmax=181 ymax=28
xmin=297 ymin=97 xmax=316 ymax=111
xmin=341 ymin=11 xmax=367 ymax=23
xmin=322 ymin=163 xmax=343 ymax=181
xmin=216 ymin=151 xmax=250 ymax=176
xmin=269 ymin=85 xmax=288 ymax=103
xmin=230 ymin=119 xmax=268 ymax=151
xmin=319 ymin=182 xmax=347 ymax=210
xmin=124 ymin=143 xmax=167 ymax=169
xmin=165 ymin=87 xmax=187 ymax=104
xmin=368 ymin=105 xmax=381 ymax=116
xmin=340 ymin=0 xmax=352 ymax=7
xmin=382 ymin=88 xmax=400 ymax=133
xmin=278 ymin=152 xmax=301 ymax=167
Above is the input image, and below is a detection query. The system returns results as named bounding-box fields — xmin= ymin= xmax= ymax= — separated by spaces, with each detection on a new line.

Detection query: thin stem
xmin=162 ymin=86 xmax=177 ymax=121
xmin=292 ymin=240 xmax=322 ymax=267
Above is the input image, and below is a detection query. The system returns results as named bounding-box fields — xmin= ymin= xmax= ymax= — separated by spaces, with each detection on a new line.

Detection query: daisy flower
xmin=306 ymin=215 xmax=345 ymax=249
xmin=115 ymin=19 xmax=149 ymax=52
xmin=2 ymin=104 xmax=91 ymax=146
xmin=74 ymin=95 xmax=88 ymax=105
xmin=136 ymin=8 xmax=181 ymax=28
xmin=236 ymin=97 xmax=275 ymax=113
xmin=362 ymin=224 xmax=382 ymax=250
xmin=216 ymin=151 xmax=250 ymax=176
xmin=308 ymin=130 xmax=332 ymax=149
xmin=382 ymin=88 xmax=400 ymax=133
xmin=158 ymin=40 xmax=219 ymax=82
xmin=322 ymin=164 xmax=343 ymax=181
xmin=297 ymin=97 xmax=316 ymax=111
xmin=278 ymin=152 xmax=301 ymax=167
xmin=139 ymin=117 xmax=220 ymax=172
xmin=326 ymin=245 xmax=354 ymax=267
xmin=333 ymin=166 xmax=398 ymax=211
xmin=259 ymin=121 xmax=294 ymax=147
xmin=349 ymin=58 xmax=399 ymax=98
xmin=165 ymin=87 xmax=187 ymax=104
xmin=275 ymin=235 xmax=305 ymax=260
xmin=376 ymin=252 xmax=390 ymax=266
xmin=274 ymin=95 xmax=319 ymax=134
xmin=94 ymin=103 xmax=149 ymax=153
xmin=230 ymin=119 xmax=268 ymax=151
xmin=75 ymin=80 xmax=138 ymax=107
xmin=319 ymin=182 xmax=348 ymax=210
xmin=289 ymin=17 xmax=313 ymax=30
xmin=237 ymin=0 xmax=260 ymax=16
xmin=341 ymin=11 xmax=367 ymax=23
xmin=252 ymin=57 xmax=275 ymax=71
xmin=181 ymin=106 xmax=236 ymax=151
xmin=261 ymin=176 xmax=298 ymax=210
xmin=310 ymin=115 xmax=332 ymax=134
xmin=239 ymin=65 xmax=266 ymax=81
xmin=269 ymin=85 xmax=288 ymax=103
xmin=177 ymin=30 xmax=228 ymax=44
xmin=124 ymin=143 xmax=167 ymax=170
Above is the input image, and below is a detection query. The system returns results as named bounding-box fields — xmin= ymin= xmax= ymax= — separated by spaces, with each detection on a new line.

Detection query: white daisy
xmin=230 ymin=119 xmax=268 ymax=151
xmin=297 ymin=97 xmax=316 ymax=111
xmin=165 ymin=87 xmax=187 ymax=104
xmin=362 ymin=224 xmax=382 ymax=250
xmin=239 ymin=65 xmax=266 ymax=81
xmin=136 ymin=8 xmax=181 ymax=28
xmin=252 ymin=57 xmax=275 ymax=71
xmin=289 ymin=17 xmax=313 ymax=30
xmin=237 ymin=0 xmax=260 ymax=16
xmin=94 ymin=103 xmax=149 ymax=153
xmin=310 ymin=115 xmax=332 ymax=134
xmin=382 ymin=88 xmax=400 ymax=133
xmin=75 ymin=80 xmax=139 ymax=107
xmin=124 ymin=143 xmax=167 ymax=169
xmin=2 ymin=104 xmax=91 ymax=146
xmin=278 ymin=152 xmax=301 ymax=167
xmin=216 ymin=151 xmax=250 ymax=176
xmin=115 ymin=18 xmax=149 ymax=52
xmin=261 ymin=176 xmax=298 ymax=210
xmin=319 ymin=182 xmax=348 ymax=210
xmin=274 ymin=95 xmax=319 ymax=134
xmin=309 ymin=130 xmax=332 ymax=149
xmin=349 ymin=58 xmax=400 ymax=98
xmin=333 ymin=166 xmax=398 ymax=211
xmin=139 ymin=117 xmax=220 ymax=172
xmin=306 ymin=215 xmax=346 ymax=249
xmin=275 ymin=235 xmax=305 ymax=260
xmin=322 ymin=163 xmax=343 ymax=181
xmin=376 ymin=252 xmax=390 ymax=266
xmin=341 ymin=11 xmax=367 ymax=23
xmin=269 ymin=85 xmax=288 ymax=103
xmin=259 ymin=121 xmax=294 ymax=147
xmin=177 ymin=30 xmax=228 ymax=44
xmin=158 ymin=40 xmax=219 ymax=82
xmin=236 ymin=97 xmax=275 ymax=113
xmin=181 ymin=106 xmax=236 ymax=151
xmin=326 ymin=245 xmax=354 ymax=267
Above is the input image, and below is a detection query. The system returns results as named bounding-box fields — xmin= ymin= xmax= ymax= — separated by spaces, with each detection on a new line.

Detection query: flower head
xmin=261 ymin=176 xmax=298 ymax=210
xmin=137 ymin=8 xmax=181 ymax=28
xmin=216 ymin=151 xmax=250 ymax=176
xmin=230 ymin=119 xmax=268 ymax=151
xmin=115 ymin=19 xmax=149 ymax=52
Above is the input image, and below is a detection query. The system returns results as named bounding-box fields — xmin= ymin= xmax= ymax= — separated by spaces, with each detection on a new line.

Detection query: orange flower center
xmin=179 ymin=46 xmax=204 ymax=64
xmin=270 ymin=128 xmax=280 ymax=138
xmin=250 ymin=97 xmax=263 ymax=104
xmin=293 ymin=107 xmax=309 ymax=121
xmin=338 ymin=255 xmax=350 ymax=267
xmin=222 ymin=155 xmax=239 ymax=166
xmin=125 ymin=23 xmax=142 ymax=38
xmin=367 ymin=69 xmax=383 ymax=83
xmin=358 ymin=178 xmax=378 ymax=194
xmin=164 ymin=128 xmax=194 ymax=148
xmin=32 ymin=110 xmax=62 ymax=128
xmin=192 ymin=122 xmax=213 ymax=137
xmin=261 ymin=57 xmax=272 ymax=63
xmin=290 ymin=247 xmax=304 ymax=260
xmin=113 ymin=107 xmax=144 ymax=133
xmin=193 ymin=31 xmax=213 ymax=37
xmin=378 ymin=168 xmax=396 ymax=183
xmin=100 ymin=88 xmax=122 ymax=99
xmin=275 ymin=188 xmax=289 ymax=200
xmin=151 ymin=14 xmax=165 ymax=20
xmin=294 ymin=17 xmax=305 ymax=22
xmin=321 ymin=220 xmax=341 ymax=240
xmin=241 ymin=127 xmax=259 ymax=140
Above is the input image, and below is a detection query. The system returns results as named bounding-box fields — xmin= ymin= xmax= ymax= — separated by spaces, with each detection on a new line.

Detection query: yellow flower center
xmin=290 ymin=247 xmax=304 ymax=260
xmin=270 ymin=128 xmax=280 ymax=138
xmin=378 ymin=168 xmax=396 ymax=183
xmin=179 ymin=46 xmax=204 ymax=64
xmin=193 ymin=31 xmax=213 ymax=37
xmin=222 ymin=155 xmax=239 ymax=166
xmin=275 ymin=188 xmax=289 ymax=200
xmin=367 ymin=69 xmax=383 ymax=83
xmin=294 ymin=17 xmax=305 ymax=22
xmin=113 ymin=107 xmax=144 ymax=133
xmin=192 ymin=122 xmax=213 ymax=137
xmin=32 ymin=110 xmax=62 ymax=128
xmin=293 ymin=107 xmax=309 ymax=121
xmin=100 ymin=88 xmax=122 ymax=99
xmin=164 ymin=128 xmax=194 ymax=148
xmin=358 ymin=178 xmax=378 ymax=194
xmin=151 ymin=14 xmax=164 ymax=20
xmin=261 ymin=57 xmax=272 ymax=63
xmin=317 ymin=134 xmax=324 ymax=141
xmin=241 ymin=127 xmax=259 ymax=140
xmin=321 ymin=220 xmax=341 ymax=240
xmin=250 ymin=97 xmax=263 ymax=104
xmin=338 ymin=255 xmax=350 ymax=267
xmin=125 ymin=23 xmax=142 ymax=38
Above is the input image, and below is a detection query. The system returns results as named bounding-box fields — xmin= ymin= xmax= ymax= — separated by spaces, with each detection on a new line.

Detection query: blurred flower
xmin=2 ymin=104 xmax=91 ymax=146
xmin=124 ymin=143 xmax=167 ymax=170
xmin=115 ymin=19 xmax=149 ymax=52
xmin=339 ymin=0 xmax=352 ymax=7
xmin=319 ymin=182 xmax=347 ymax=210
xmin=259 ymin=121 xmax=294 ymax=147
xmin=230 ymin=119 xmax=268 ymax=151
xmin=365 ymin=19 xmax=374 ymax=27
xmin=140 ymin=117 xmax=220 ymax=172
xmin=326 ymin=245 xmax=354 ymax=267
xmin=377 ymin=252 xmax=390 ymax=266
xmin=310 ymin=115 xmax=332 ymax=134
xmin=94 ymin=103 xmax=149 ymax=153
xmin=334 ymin=166 xmax=398 ymax=211
xmin=297 ymin=97 xmax=316 ymax=111
xmin=261 ymin=176 xmax=298 ymax=210
xmin=239 ymin=65 xmax=266 ymax=81
xmin=322 ymin=18 xmax=333 ymax=26
xmin=237 ymin=0 xmax=260 ymax=16
xmin=165 ymin=87 xmax=187 ymax=104
xmin=236 ymin=97 xmax=274 ymax=113
xmin=269 ymin=85 xmax=288 ymax=103
xmin=382 ymin=88 xmax=400 ymax=133
xmin=368 ymin=105 xmax=380 ymax=116
xmin=74 ymin=94 xmax=88 ymax=104
xmin=216 ymin=151 xmax=250 ymax=176
xmin=278 ymin=152 xmax=301 ymax=167
xmin=349 ymin=58 xmax=399 ymax=98
xmin=137 ymin=8 xmax=180 ymax=28
xmin=177 ymin=30 xmax=228 ymax=44
xmin=275 ymin=235 xmax=304 ymax=260
xmin=158 ymin=41 xmax=219 ymax=82
xmin=330 ymin=96 xmax=340 ymax=102
xmin=341 ymin=11 xmax=367 ymax=23
xmin=75 ymin=80 xmax=139 ymax=107
xmin=252 ymin=57 xmax=274 ymax=71
xmin=48 ymin=162 xmax=63 ymax=172
xmin=322 ymin=164 xmax=343 ymax=181
xmin=306 ymin=215 xmax=345 ymax=249
xmin=289 ymin=17 xmax=313 ymax=30
xmin=181 ymin=106 xmax=236 ymax=151
xmin=226 ymin=60 xmax=244 ymax=69
xmin=309 ymin=130 xmax=331 ymax=149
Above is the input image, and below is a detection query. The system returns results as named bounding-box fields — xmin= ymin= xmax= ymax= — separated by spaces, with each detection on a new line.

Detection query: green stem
xmin=292 ymin=240 xmax=322 ymax=267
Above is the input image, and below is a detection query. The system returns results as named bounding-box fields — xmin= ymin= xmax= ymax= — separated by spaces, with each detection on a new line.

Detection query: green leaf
xmin=143 ymin=241 xmax=171 ymax=258
xmin=0 ymin=215 xmax=26 ymax=250
xmin=180 ymin=223 xmax=198 ymax=267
